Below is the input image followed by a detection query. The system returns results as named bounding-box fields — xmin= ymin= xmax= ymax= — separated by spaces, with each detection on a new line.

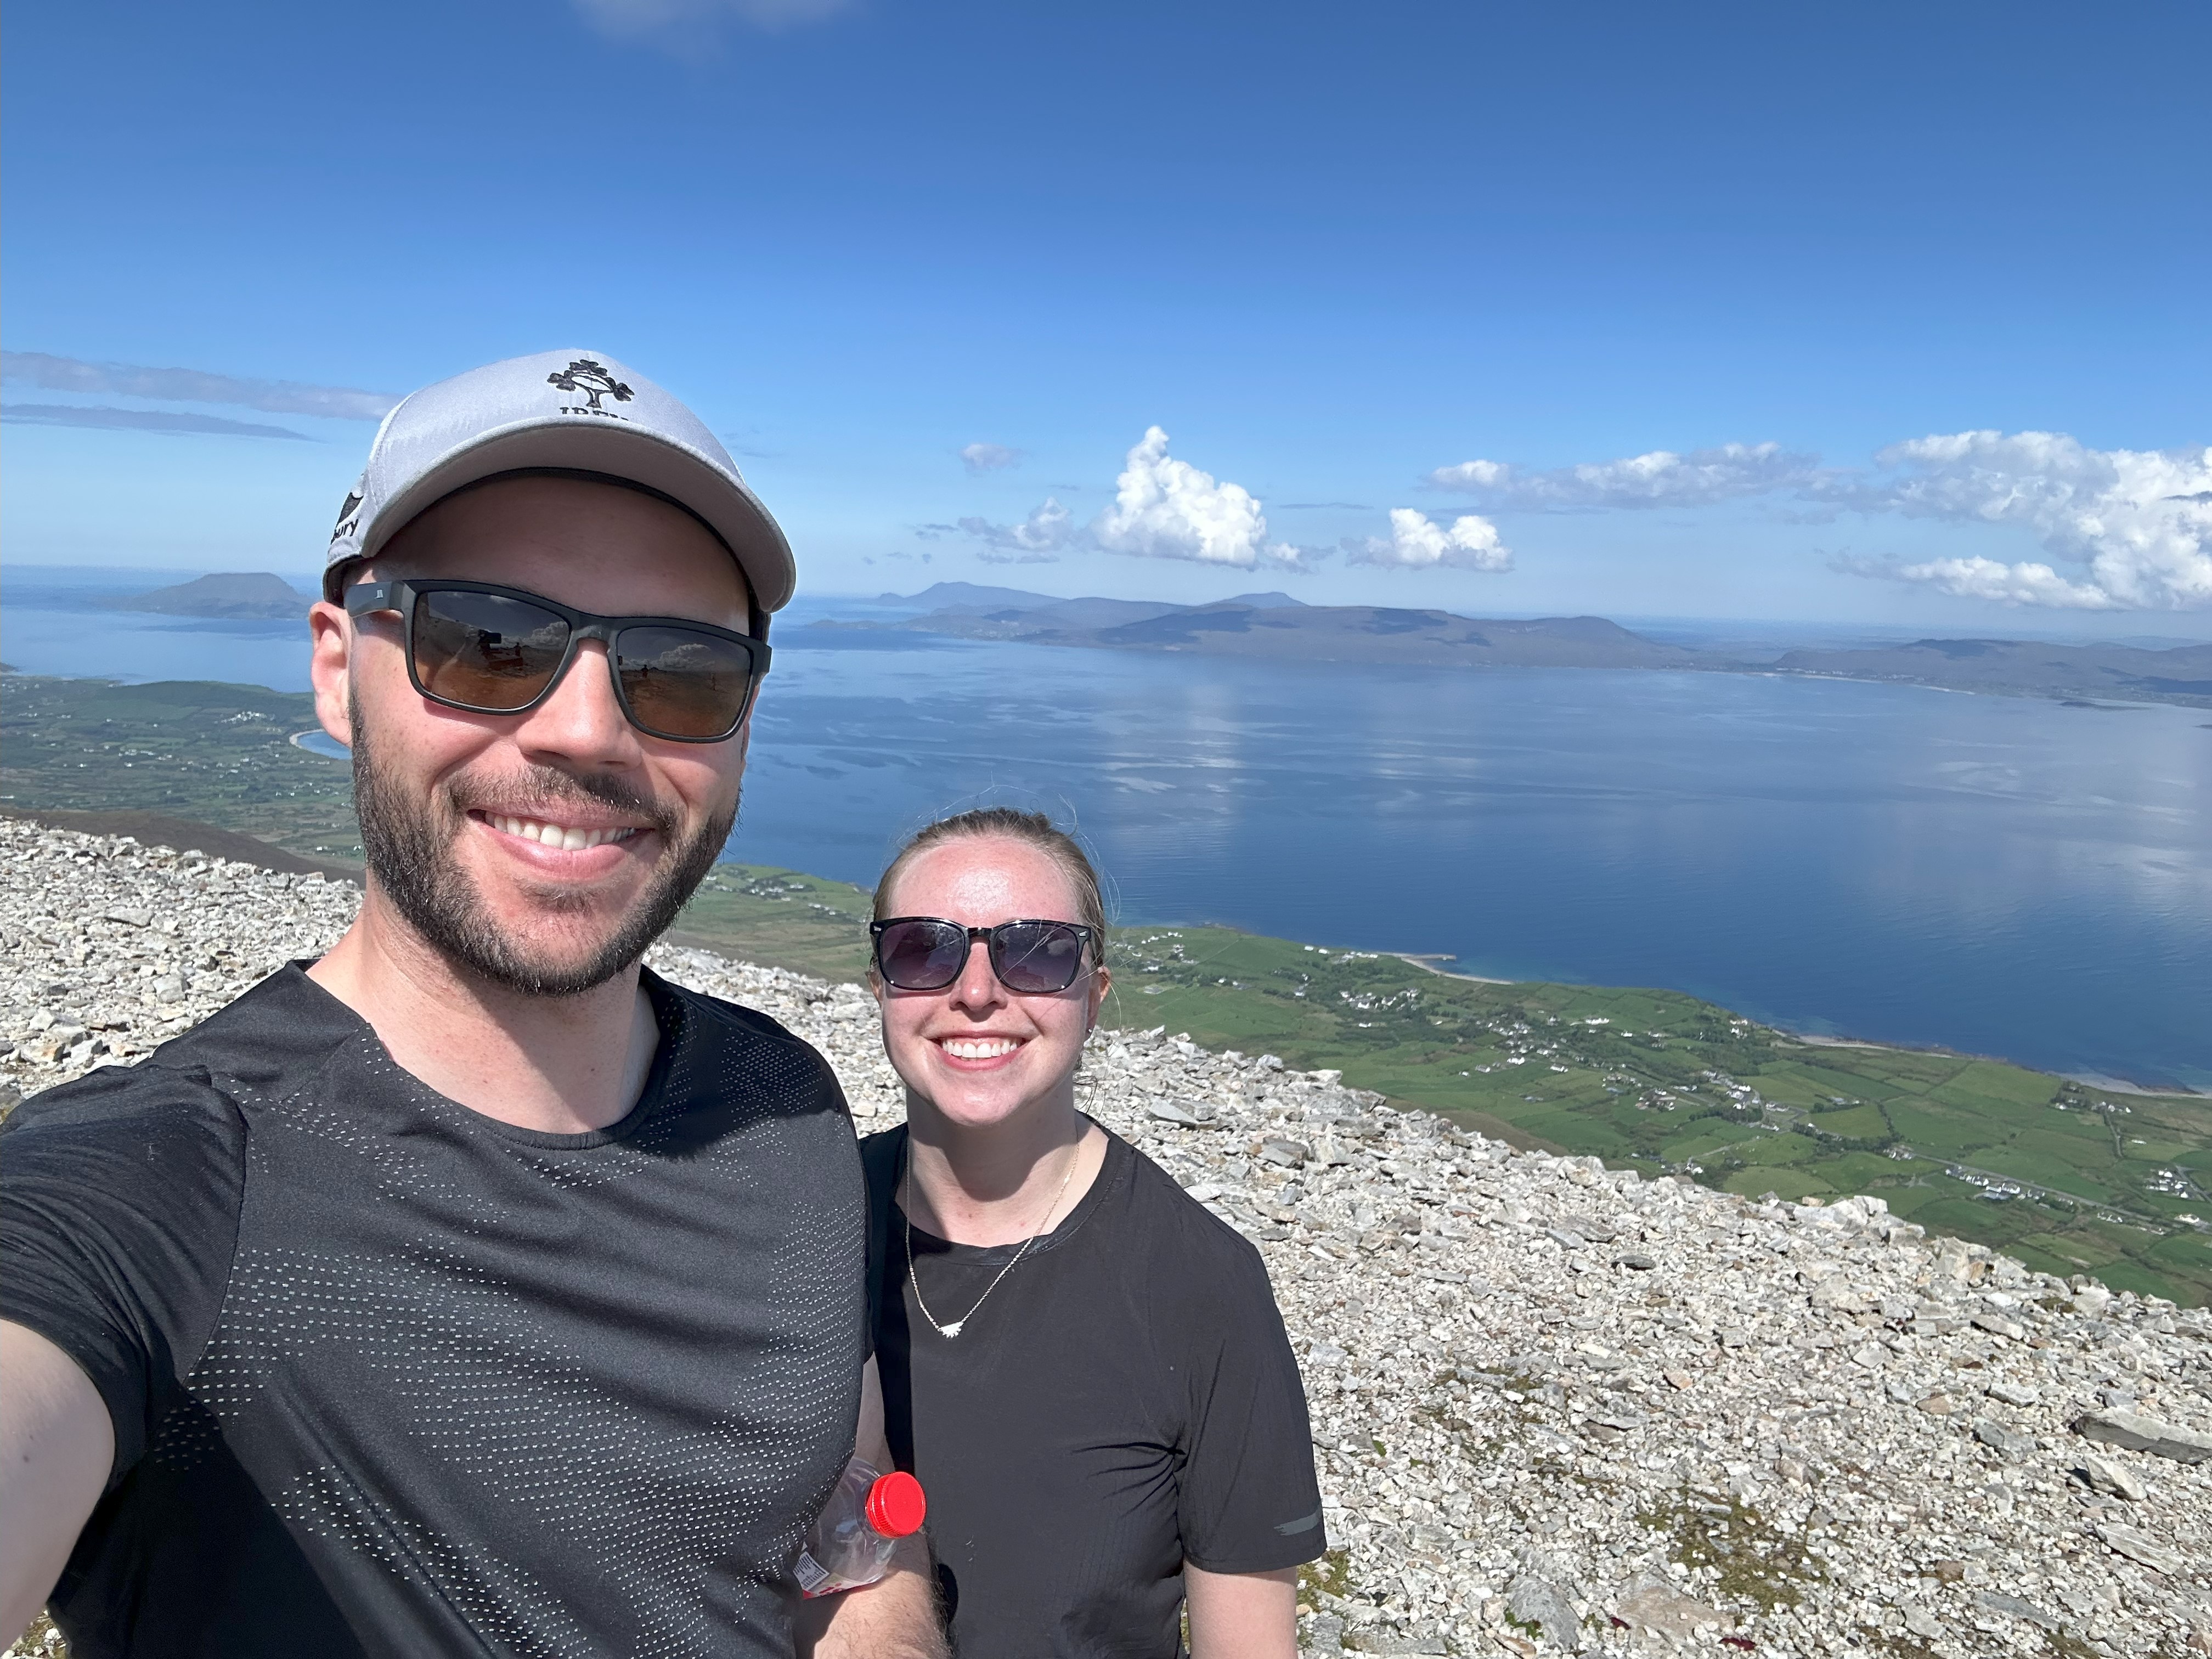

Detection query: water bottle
xmin=795 ymin=1458 xmax=928 ymax=1597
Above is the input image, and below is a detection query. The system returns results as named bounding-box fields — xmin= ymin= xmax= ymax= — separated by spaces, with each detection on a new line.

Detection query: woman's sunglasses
xmin=344 ymin=578 xmax=771 ymax=743
xmin=870 ymin=917 xmax=1098 ymax=995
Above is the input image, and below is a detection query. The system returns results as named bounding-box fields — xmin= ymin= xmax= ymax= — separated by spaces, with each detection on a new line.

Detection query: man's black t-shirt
xmin=0 ymin=965 xmax=869 ymax=1659
xmin=860 ymin=1125 xmax=1325 ymax=1659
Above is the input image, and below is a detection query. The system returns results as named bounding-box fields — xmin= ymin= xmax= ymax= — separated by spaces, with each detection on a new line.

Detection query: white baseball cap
xmin=321 ymin=348 xmax=795 ymax=613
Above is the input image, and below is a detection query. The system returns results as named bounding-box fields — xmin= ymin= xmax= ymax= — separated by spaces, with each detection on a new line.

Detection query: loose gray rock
xmin=1345 ymin=1628 xmax=1445 ymax=1656
xmin=1505 ymin=1573 xmax=1578 ymax=1650
xmin=1613 ymin=1579 xmax=1726 ymax=1641
xmin=2075 ymin=1453 xmax=2148 ymax=1502
xmin=1973 ymin=1420 xmax=2038 ymax=1456
xmin=2097 ymin=1523 xmax=2185 ymax=1576
xmin=2075 ymin=1409 xmax=2212 ymax=1464
xmin=1977 ymin=1591 xmax=2062 ymax=1631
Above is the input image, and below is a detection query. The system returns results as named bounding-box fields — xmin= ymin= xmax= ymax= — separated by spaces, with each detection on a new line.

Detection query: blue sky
xmin=4 ymin=0 xmax=2208 ymax=631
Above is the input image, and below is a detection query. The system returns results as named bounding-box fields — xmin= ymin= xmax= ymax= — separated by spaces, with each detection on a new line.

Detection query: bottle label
xmin=795 ymin=1550 xmax=850 ymax=1599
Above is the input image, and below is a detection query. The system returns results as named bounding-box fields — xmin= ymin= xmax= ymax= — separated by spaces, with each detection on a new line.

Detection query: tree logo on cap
xmin=546 ymin=359 xmax=635 ymax=410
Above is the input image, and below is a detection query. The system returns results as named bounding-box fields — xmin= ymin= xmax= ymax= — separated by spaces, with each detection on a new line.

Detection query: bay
xmin=5 ymin=574 xmax=2205 ymax=1090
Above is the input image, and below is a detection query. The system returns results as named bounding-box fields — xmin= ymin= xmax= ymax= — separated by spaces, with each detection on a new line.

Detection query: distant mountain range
xmin=97 ymin=572 xmax=309 ymax=619
xmin=834 ymin=586 xmax=2212 ymax=706
xmin=70 ymin=572 xmax=2212 ymax=708
xmin=841 ymin=585 xmax=1694 ymax=668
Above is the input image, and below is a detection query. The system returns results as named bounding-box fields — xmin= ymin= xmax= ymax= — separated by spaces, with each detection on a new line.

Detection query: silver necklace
xmin=903 ymin=1136 xmax=1080 ymax=1340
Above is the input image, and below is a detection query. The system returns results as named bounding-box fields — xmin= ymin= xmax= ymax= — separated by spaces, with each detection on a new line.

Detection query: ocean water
xmin=5 ymin=574 xmax=2207 ymax=1090
xmin=2 ymin=569 xmax=320 ymax=690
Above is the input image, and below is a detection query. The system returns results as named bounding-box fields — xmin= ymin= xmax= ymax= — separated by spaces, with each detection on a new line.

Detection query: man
xmin=0 ymin=351 xmax=944 ymax=1658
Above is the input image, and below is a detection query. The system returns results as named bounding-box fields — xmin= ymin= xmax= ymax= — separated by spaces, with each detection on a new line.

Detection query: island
xmin=95 ymin=571 xmax=311 ymax=620
xmin=827 ymin=590 xmax=1701 ymax=669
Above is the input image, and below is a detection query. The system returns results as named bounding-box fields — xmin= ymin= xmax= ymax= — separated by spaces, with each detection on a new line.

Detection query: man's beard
xmin=349 ymin=705 xmax=734 ymax=997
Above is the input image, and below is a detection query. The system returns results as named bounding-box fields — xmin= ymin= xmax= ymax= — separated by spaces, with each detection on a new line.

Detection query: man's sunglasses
xmin=870 ymin=917 xmax=1098 ymax=995
xmin=345 ymin=579 xmax=771 ymax=743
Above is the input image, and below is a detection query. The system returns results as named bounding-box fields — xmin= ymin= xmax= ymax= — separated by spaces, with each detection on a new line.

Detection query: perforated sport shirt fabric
xmin=0 ymin=964 xmax=869 ymax=1659
xmin=861 ymin=1125 xmax=1325 ymax=1659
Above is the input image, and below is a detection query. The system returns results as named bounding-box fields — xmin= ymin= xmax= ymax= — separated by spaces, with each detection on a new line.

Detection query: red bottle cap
xmin=865 ymin=1471 xmax=928 ymax=1538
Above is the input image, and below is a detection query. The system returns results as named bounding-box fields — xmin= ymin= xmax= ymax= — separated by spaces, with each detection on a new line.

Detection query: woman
xmin=859 ymin=808 xmax=1324 ymax=1659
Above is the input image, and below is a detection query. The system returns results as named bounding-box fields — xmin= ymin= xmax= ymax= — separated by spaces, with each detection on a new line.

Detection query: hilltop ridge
xmin=830 ymin=594 xmax=1699 ymax=670
xmin=3 ymin=818 xmax=2207 ymax=1657
xmin=93 ymin=571 xmax=309 ymax=620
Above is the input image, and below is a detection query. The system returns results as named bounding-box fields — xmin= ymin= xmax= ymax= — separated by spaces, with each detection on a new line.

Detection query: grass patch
xmin=1635 ymin=1491 xmax=1822 ymax=1613
xmin=1297 ymin=1549 xmax=1353 ymax=1609
xmin=1854 ymin=1626 xmax=1940 ymax=1659
xmin=6 ymin=1611 xmax=69 ymax=1658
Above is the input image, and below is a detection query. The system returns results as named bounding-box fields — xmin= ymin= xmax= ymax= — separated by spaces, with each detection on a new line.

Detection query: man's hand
xmin=1 ymin=1321 xmax=112 ymax=1645
xmin=795 ymin=1358 xmax=947 ymax=1659
xmin=1186 ymin=1563 xmax=1300 ymax=1659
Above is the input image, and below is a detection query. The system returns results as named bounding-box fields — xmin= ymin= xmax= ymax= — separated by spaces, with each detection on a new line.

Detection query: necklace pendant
xmin=938 ymin=1321 xmax=964 ymax=1339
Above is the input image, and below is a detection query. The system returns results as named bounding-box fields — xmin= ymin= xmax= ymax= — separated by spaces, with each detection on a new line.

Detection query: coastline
xmin=9 ymin=814 xmax=2207 ymax=1298
xmin=1393 ymin=951 xmax=1512 ymax=985
xmin=1400 ymin=953 xmax=2207 ymax=1099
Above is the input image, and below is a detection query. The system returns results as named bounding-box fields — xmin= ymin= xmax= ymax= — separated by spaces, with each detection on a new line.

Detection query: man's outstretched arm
xmin=1185 ymin=1564 xmax=1300 ymax=1659
xmin=0 ymin=1321 xmax=112 ymax=1645
xmin=794 ymin=1357 xmax=947 ymax=1659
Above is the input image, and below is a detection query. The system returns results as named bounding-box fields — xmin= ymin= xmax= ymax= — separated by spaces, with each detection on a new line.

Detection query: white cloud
xmin=1093 ymin=426 xmax=1302 ymax=568
xmin=960 ymin=442 xmax=1022 ymax=474
xmin=956 ymin=498 xmax=1076 ymax=564
xmin=957 ymin=426 xmax=1308 ymax=568
xmin=1350 ymin=509 xmax=1512 ymax=572
xmin=1841 ymin=431 xmax=2212 ymax=611
xmin=1429 ymin=441 xmax=1818 ymax=510
xmin=1427 ymin=425 xmax=2212 ymax=609
xmin=1884 ymin=556 xmax=2118 ymax=610
xmin=572 ymin=0 xmax=849 ymax=40
xmin=1 ymin=352 xmax=395 ymax=421
xmin=1 ymin=404 xmax=315 ymax=441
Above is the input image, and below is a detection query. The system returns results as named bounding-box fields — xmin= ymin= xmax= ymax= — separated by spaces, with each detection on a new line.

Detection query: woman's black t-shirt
xmin=860 ymin=1124 xmax=1325 ymax=1659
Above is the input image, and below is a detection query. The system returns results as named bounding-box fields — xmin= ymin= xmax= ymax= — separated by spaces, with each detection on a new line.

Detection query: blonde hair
xmin=874 ymin=809 xmax=1108 ymax=955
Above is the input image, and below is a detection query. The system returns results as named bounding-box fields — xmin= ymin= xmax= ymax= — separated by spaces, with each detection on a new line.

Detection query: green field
xmin=667 ymin=871 xmax=2211 ymax=1304
xmin=8 ymin=674 xmax=2208 ymax=1304
xmin=0 ymin=676 xmax=362 ymax=868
